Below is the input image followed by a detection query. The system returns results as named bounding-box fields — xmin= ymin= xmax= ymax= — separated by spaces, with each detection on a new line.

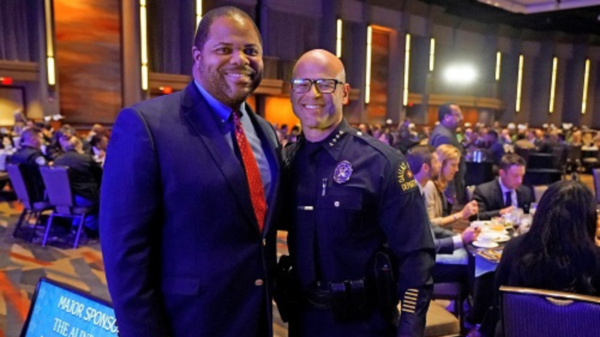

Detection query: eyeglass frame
xmin=289 ymin=78 xmax=345 ymax=94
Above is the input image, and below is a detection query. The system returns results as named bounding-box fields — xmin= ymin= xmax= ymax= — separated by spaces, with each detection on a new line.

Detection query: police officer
xmin=283 ymin=49 xmax=435 ymax=336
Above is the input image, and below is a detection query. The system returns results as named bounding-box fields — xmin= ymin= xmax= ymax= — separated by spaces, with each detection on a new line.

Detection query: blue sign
xmin=21 ymin=278 xmax=119 ymax=337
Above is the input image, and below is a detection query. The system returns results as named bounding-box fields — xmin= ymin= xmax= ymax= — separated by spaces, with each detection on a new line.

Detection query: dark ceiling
xmin=419 ymin=0 xmax=600 ymax=36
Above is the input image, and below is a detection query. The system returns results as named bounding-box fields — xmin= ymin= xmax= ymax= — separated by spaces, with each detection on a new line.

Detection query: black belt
xmin=305 ymin=288 xmax=331 ymax=308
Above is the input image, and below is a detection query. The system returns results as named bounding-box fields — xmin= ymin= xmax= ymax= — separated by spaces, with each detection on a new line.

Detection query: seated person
xmin=481 ymin=130 xmax=505 ymax=166
xmin=473 ymin=153 xmax=533 ymax=220
xmin=54 ymin=135 xmax=102 ymax=237
xmin=9 ymin=127 xmax=49 ymax=202
xmin=408 ymin=145 xmax=479 ymax=274
xmin=483 ymin=180 xmax=600 ymax=336
xmin=423 ymin=144 xmax=478 ymax=227
xmin=88 ymin=134 xmax=108 ymax=162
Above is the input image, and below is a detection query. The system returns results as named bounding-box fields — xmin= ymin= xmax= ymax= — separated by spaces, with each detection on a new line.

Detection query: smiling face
xmin=192 ymin=15 xmax=263 ymax=108
xmin=290 ymin=50 xmax=349 ymax=141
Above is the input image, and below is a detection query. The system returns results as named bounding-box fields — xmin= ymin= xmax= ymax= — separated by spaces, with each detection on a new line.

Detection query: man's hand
xmin=461 ymin=227 xmax=479 ymax=245
xmin=499 ymin=206 xmax=515 ymax=216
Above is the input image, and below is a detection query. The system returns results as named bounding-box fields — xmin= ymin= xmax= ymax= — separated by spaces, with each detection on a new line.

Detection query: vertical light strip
xmin=515 ymin=54 xmax=524 ymax=112
xmin=336 ymin=19 xmax=343 ymax=58
xmin=365 ymin=25 xmax=372 ymax=104
xmin=429 ymin=38 xmax=435 ymax=72
xmin=549 ymin=57 xmax=558 ymax=113
xmin=495 ymin=51 xmax=501 ymax=81
xmin=44 ymin=0 xmax=56 ymax=86
xmin=140 ymin=0 xmax=149 ymax=91
xmin=403 ymin=34 xmax=411 ymax=106
xmin=582 ymin=58 xmax=590 ymax=114
xmin=196 ymin=0 xmax=203 ymax=26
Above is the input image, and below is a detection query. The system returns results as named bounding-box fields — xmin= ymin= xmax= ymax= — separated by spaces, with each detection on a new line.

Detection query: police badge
xmin=333 ymin=160 xmax=353 ymax=184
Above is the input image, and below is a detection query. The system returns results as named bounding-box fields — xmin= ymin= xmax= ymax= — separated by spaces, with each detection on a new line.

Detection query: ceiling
xmin=420 ymin=0 xmax=600 ymax=36
xmin=477 ymin=0 xmax=600 ymax=14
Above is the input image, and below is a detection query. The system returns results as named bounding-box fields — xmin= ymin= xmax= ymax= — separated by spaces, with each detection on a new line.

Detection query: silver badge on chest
xmin=333 ymin=160 xmax=353 ymax=184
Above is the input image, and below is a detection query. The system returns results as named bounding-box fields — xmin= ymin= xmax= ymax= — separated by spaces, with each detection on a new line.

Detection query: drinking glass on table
xmin=529 ymin=202 xmax=538 ymax=216
xmin=519 ymin=214 xmax=532 ymax=235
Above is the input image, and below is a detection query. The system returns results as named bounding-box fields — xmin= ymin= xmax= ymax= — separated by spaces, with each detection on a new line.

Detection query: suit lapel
xmin=181 ymin=83 xmax=258 ymax=231
xmin=495 ymin=179 xmax=505 ymax=208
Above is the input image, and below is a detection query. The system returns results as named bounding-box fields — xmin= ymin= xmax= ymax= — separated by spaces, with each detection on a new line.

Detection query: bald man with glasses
xmin=278 ymin=49 xmax=434 ymax=337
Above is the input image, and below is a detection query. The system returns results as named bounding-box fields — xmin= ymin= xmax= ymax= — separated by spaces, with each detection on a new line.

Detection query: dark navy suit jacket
xmin=473 ymin=178 xmax=533 ymax=220
xmin=100 ymin=83 xmax=281 ymax=337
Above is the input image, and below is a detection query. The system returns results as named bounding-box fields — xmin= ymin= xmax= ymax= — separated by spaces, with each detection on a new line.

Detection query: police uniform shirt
xmin=287 ymin=119 xmax=435 ymax=336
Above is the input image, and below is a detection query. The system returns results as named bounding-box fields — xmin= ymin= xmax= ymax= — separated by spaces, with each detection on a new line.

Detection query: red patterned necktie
xmin=232 ymin=110 xmax=267 ymax=233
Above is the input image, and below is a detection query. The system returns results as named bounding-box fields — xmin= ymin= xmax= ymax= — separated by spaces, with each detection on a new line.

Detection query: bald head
xmin=293 ymin=49 xmax=346 ymax=82
xmin=290 ymin=49 xmax=350 ymax=142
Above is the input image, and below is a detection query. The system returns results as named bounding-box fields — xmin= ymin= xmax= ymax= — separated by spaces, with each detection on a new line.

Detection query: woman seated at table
xmin=423 ymin=144 xmax=479 ymax=227
xmin=486 ymin=180 xmax=600 ymax=336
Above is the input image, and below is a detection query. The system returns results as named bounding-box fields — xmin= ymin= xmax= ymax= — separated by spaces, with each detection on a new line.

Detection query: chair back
xmin=593 ymin=169 xmax=600 ymax=204
xmin=7 ymin=164 xmax=34 ymax=209
xmin=465 ymin=161 xmax=495 ymax=186
xmin=568 ymin=145 xmax=582 ymax=162
xmin=39 ymin=166 xmax=74 ymax=213
xmin=514 ymin=147 xmax=532 ymax=162
xmin=500 ymin=286 xmax=600 ymax=337
xmin=527 ymin=153 xmax=556 ymax=169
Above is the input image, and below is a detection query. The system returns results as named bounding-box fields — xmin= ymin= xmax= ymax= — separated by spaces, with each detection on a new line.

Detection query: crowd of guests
xmin=6 ymin=106 xmax=600 ymax=335
xmin=6 ymin=118 xmax=107 ymax=238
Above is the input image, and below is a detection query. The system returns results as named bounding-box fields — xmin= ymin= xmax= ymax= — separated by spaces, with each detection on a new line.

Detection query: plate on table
xmin=494 ymin=234 xmax=511 ymax=243
xmin=473 ymin=240 xmax=499 ymax=248
xmin=470 ymin=221 xmax=491 ymax=228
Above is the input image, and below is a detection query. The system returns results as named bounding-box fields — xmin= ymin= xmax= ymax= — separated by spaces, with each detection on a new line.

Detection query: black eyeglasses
xmin=290 ymin=78 xmax=344 ymax=94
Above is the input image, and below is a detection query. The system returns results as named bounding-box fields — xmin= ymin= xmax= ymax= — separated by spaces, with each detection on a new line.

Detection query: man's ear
xmin=342 ymin=83 xmax=350 ymax=105
xmin=192 ymin=46 xmax=202 ymax=62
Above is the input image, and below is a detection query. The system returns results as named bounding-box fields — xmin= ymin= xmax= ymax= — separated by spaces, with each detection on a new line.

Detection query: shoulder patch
xmin=397 ymin=161 xmax=418 ymax=192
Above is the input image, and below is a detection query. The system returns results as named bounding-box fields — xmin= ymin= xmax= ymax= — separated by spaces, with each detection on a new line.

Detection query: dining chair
xmin=432 ymin=282 xmax=468 ymax=332
xmin=6 ymin=164 xmax=52 ymax=240
xmin=38 ymin=166 xmax=94 ymax=249
xmin=500 ymin=286 xmax=600 ymax=337
xmin=593 ymin=169 xmax=600 ymax=205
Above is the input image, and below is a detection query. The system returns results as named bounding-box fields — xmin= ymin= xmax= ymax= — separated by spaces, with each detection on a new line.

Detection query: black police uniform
xmin=284 ymin=119 xmax=435 ymax=337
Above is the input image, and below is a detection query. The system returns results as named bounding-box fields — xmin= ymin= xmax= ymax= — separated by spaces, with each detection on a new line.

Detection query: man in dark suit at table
xmin=100 ymin=6 xmax=281 ymax=337
xmin=473 ymin=153 xmax=534 ymax=220
xmin=54 ymin=135 xmax=102 ymax=237
xmin=429 ymin=103 xmax=466 ymax=204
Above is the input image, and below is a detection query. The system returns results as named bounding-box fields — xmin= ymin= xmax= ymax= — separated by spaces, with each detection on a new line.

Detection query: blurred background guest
xmin=54 ymin=135 xmax=102 ymax=238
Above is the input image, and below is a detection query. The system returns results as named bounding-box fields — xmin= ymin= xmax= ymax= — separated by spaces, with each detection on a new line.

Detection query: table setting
xmin=468 ymin=208 xmax=533 ymax=276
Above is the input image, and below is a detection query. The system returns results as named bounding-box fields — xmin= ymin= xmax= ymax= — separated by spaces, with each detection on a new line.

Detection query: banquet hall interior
xmin=1 ymin=0 xmax=600 ymax=336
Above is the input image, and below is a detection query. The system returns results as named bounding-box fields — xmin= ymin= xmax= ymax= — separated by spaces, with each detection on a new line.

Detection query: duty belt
xmin=305 ymin=288 xmax=331 ymax=308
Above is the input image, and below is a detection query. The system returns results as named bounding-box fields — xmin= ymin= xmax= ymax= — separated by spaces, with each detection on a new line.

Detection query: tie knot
xmin=231 ymin=109 xmax=242 ymax=121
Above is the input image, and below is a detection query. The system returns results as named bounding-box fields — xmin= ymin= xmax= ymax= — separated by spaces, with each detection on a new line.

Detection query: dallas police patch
xmin=397 ymin=161 xmax=418 ymax=192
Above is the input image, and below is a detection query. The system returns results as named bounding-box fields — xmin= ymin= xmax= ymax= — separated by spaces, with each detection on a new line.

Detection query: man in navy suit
xmin=473 ymin=153 xmax=533 ymax=220
xmin=100 ymin=7 xmax=280 ymax=337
